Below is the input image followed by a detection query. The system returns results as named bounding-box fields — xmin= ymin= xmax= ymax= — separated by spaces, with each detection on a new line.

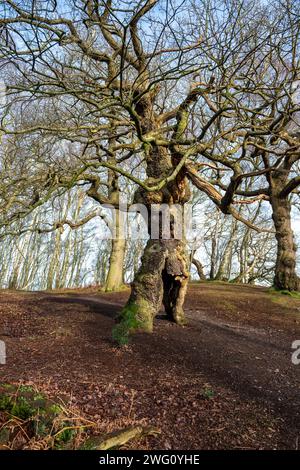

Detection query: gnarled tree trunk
xmin=271 ymin=193 xmax=299 ymax=291
xmin=126 ymin=238 xmax=189 ymax=332
xmin=119 ymin=140 xmax=191 ymax=332
xmin=116 ymin=71 xmax=193 ymax=332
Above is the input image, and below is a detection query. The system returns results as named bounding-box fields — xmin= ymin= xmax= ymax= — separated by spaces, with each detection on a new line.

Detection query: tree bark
xmin=271 ymin=193 xmax=299 ymax=291
xmin=102 ymin=151 xmax=126 ymax=292
xmin=124 ymin=238 xmax=189 ymax=332
xmin=118 ymin=140 xmax=191 ymax=332
xmin=105 ymin=208 xmax=126 ymax=292
xmin=115 ymin=75 xmax=192 ymax=333
xmin=209 ymin=213 xmax=221 ymax=279
xmin=215 ymin=219 xmax=238 ymax=281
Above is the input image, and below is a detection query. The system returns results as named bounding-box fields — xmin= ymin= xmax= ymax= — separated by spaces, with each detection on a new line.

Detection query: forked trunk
xmin=116 ymin=87 xmax=191 ymax=333
xmin=117 ymin=143 xmax=190 ymax=333
xmin=271 ymin=194 xmax=299 ymax=291
xmin=124 ymin=238 xmax=189 ymax=332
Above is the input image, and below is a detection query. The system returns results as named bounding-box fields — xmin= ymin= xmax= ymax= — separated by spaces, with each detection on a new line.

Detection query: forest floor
xmin=1 ymin=282 xmax=300 ymax=450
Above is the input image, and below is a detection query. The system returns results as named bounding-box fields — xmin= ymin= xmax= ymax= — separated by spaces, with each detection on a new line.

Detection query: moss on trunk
xmin=117 ymin=239 xmax=189 ymax=335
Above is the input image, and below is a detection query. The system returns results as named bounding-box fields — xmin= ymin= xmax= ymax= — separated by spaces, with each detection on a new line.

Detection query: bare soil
xmin=0 ymin=282 xmax=300 ymax=450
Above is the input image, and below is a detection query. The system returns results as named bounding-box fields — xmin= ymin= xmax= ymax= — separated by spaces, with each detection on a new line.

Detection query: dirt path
xmin=0 ymin=284 xmax=300 ymax=449
xmin=55 ymin=293 xmax=300 ymax=419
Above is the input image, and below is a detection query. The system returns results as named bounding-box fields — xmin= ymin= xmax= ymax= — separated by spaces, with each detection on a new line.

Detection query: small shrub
xmin=0 ymin=383 xmax=88 ymax=449
xmin=54 ymin=425 xmax=76 ymax=446
xmin=11 ymin=396 xmax=35 ymax=420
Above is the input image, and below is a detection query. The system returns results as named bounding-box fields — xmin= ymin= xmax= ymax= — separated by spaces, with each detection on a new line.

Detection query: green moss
xmin=176 ymin=110 xmax=188 ymax=139
xmin=268 ymin=287 xmax=300 ymax=300
xmin=142 ymin=141 xmax=152 ymax=156
xmin=112 ymin=303 xmax=141 ymax=346
xmin=135 ymin=298 xmax=154 ymax=332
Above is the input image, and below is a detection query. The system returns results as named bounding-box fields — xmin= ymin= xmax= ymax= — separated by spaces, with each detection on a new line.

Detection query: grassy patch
xmin=269 ymin=288 xmax=300 ymax=300
xmin=268 ymin=288 xmax=300 ymax=312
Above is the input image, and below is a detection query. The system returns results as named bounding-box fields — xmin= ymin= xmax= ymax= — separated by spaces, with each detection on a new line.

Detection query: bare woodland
xmin=0 ymin=0 xmax=299 ymax=334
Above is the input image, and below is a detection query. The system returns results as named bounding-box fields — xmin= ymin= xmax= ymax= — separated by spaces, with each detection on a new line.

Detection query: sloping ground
xmin=0 ymin=283 xmax=300 ymax=449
